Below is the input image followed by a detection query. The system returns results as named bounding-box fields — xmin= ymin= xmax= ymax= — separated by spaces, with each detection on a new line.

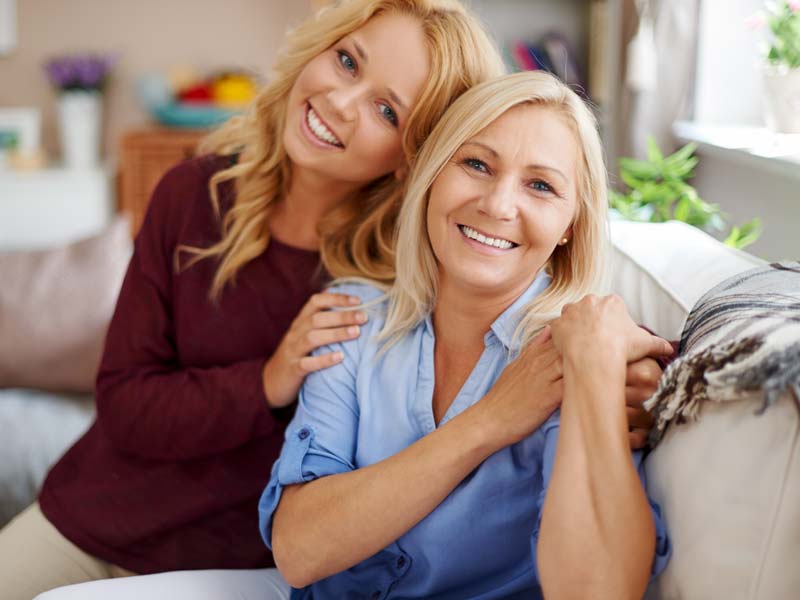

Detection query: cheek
xmin=352 ymin=122 xmax=403 ymax=164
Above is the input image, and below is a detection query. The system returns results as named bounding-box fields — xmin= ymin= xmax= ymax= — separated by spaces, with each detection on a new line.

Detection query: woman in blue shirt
xmin=260 ymin=71 xmax=672 ymax=599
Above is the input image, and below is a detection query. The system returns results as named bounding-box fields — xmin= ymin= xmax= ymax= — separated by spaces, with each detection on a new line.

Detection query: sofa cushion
xmin=609 ymin=219 xmax=764 ymax=340
xmin=0 ymin=388 xmax=94 ymax=526
xmin=0 ymin=215 xmax=131 ymax=393
xmin=643 ymin=262 xmax=800 ymax=598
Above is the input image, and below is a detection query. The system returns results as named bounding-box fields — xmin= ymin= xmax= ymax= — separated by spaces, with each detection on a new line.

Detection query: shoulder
xmin=326 ymin=280 xmax=387 ymax=306
xmin=309 ymin=280 xmax=388 ymax=364
xmin=139 ymin=154 xmax=235 ymax=248
xmin=148 ymin=154 xmax=231 ymax=215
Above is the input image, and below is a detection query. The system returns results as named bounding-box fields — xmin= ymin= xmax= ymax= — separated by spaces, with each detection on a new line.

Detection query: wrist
xmin=561 ymin=337 xmax=626 ymax=373
xmin=262 ymin=357 xmax=281 ymax=408
xmin=454 ymin=401 xmax=508 ymax=458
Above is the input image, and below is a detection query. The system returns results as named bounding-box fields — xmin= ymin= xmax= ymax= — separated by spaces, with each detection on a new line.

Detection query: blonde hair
xmin=380 ymin=71 xmax=611 ymax=350
xmin=182 ymin=0 xmax=504 ymax=300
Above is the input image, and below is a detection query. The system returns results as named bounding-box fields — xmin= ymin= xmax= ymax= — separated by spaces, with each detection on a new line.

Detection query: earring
xmin=558 ymin=237 xmax=569 ymax=246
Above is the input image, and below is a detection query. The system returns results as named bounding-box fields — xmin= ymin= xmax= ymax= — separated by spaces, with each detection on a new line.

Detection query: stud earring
xmin=558 ymin=237 xmax=569 ymax=246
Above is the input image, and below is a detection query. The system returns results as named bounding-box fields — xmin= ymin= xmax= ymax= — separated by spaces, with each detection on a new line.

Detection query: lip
xmin=300 ymin=102 xmax=344 ymax=150
xmin=456 ymin=223 xmax=518 ymax=256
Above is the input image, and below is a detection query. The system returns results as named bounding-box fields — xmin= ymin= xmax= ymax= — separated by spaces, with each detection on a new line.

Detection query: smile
xmin=305 ymin=104 xmax=343 ymax=147
xmin=458 ymin=224 xmax=518 ymax=250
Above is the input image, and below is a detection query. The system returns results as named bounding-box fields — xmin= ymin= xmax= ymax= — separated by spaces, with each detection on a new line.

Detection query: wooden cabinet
xmin=118 ymin=128 xmax=206 ymax=237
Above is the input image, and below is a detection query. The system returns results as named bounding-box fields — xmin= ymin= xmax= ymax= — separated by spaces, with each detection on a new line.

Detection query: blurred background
xmin=1 ymin=0 xmax=798 ymax=259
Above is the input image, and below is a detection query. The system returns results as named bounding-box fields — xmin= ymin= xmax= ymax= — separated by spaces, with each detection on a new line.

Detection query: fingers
xmin=628 ymin=428 xmax=649 ymax=450
xmin=644 ymin=333 xmax=675 ymax=358
xmin=298 ymin=292 xmax=360 ymax=319
xmin=532 ymin=325 xmax=552 ymax=345
xmin=297 ymin=351 xmax=345 ymax=375
xmin=310 ymin=308 xmax=367 ymax=330
xmin=300 ymin=325 xmax=362 ymax=354
xmin=626 ymin=405 xmax=655 ymax=430
xmin=624 ymin=358 xmax=662 ymax=407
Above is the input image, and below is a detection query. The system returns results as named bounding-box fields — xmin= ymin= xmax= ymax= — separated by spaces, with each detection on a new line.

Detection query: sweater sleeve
xmin=94 ymin=161 xmax=278 ymax=461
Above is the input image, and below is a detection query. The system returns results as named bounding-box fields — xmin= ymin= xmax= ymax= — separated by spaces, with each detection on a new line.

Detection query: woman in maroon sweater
xmin=0 ymin=2 xmax=661 ymax=599
xmin=0 ymin=2 xmax=507 ymax=598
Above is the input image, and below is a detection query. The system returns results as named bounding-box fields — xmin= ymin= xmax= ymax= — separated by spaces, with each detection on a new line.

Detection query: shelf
xmin=0 ymin=164 xmax=115 ymax=251
xmin=673 ymin=121 xmax=800 ymax=182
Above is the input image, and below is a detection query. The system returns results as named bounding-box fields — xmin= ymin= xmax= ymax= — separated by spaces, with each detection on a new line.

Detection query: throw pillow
xmin=0 ymin=216 xmax=132 ymax=392
xmin=643 ymin=261 xmax=800 ymax=599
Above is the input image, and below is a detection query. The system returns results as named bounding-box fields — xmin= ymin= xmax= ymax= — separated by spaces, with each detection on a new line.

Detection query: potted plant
xmin=610 ymin=137 xmax=762 ymax=250
xmin=747 ymin=1 xmax=800 ymax=133
xmin=44 ymin=53 xmax=118 ymax=168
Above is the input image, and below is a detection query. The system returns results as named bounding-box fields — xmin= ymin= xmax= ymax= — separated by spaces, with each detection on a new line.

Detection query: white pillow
xmin=644 ymin=392 xmax=800 ymax=599
xmin=608 ymin=220 xmax=764 ymax=340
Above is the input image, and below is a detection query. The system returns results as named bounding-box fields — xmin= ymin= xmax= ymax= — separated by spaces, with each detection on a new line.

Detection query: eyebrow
xmin=461 ymin=141 xmax=568 ymax=181
xmin=351 ymin=39 xmax=409 ymax=113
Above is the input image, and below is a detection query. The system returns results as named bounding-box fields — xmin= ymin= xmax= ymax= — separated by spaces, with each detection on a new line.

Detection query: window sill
xmin=672 ymin=121 xmax=800 ymax=181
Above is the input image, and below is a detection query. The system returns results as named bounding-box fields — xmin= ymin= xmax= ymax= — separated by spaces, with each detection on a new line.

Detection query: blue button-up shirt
xmin=259 ymin=275 xmax=670 ymax=599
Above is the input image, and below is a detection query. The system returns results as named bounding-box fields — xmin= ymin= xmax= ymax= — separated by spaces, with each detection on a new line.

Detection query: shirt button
xmin=396 ymin=556 xmax=406 ymax=569
xmin=298 ymin=428 xmax=310 ymax=440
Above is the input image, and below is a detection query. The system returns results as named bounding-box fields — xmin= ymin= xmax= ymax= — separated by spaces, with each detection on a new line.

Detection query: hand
xmin=624 ymin=358 xmax=661 ymax=449
xmin=262 ymin=292 xmax=366 ymax=408
xmin=550 ymin=295 xmax=673 ymax=365
xmin=475 ymin=328 xmax=564 ymax=449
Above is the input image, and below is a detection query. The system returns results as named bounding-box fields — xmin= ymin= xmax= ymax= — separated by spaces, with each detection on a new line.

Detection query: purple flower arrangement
xmin=44 ymin=53 xmax=119 ymax=93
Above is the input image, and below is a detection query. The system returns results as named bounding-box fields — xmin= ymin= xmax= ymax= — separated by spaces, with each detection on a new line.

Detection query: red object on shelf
xmin=179 ymin=83 xmax=213 ymax=103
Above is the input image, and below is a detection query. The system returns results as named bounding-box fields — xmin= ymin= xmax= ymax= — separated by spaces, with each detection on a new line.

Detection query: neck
xmin=432 ymin=275 xmax=532 ymax=353
xmin=270 ymin=165 xmax=363 ymax=250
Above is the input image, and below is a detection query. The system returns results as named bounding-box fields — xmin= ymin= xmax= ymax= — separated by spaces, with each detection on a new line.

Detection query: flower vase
xmin=58 ymin=90 xmax=102 ymax=168
xmin=763 ymin=67 xmax=800 ymax=134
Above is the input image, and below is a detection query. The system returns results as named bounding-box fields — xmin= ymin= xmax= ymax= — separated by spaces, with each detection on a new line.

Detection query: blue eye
xmin=463 ymin=157 xmax=489 ymax=173
xmin=337 ymin=50 xmax=356 ymax=73
xmin=378 ymin=102 xmax=398 ymax=127
xmin=531 ymin=179 xmax=554 ymax=193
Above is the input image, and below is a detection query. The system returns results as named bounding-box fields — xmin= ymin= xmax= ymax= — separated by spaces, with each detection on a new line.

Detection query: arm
xmin=95 ymin=165 xmax=278 ymax=461
xmin=264 ymin=329 xmax=563 ymax=588
xmin=538 ymin=296 xmax=672 ymax=599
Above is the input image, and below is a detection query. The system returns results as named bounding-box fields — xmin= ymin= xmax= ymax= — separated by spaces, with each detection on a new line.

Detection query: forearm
xmin=95 ymin=358 xmax=274 ymax=460
xmin=538 ymin=353 xmax=654 ymax=600
xmin=273 ymin=403 xmax=502 ymax=588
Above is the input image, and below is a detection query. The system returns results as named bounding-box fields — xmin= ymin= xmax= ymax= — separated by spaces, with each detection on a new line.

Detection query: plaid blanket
xmin=645 ymin=261 xmax=800 ymax=445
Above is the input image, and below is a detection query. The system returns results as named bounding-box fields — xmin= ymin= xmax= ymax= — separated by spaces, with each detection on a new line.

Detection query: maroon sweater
xmin=39 ymin=156 xmax=324 ymax=574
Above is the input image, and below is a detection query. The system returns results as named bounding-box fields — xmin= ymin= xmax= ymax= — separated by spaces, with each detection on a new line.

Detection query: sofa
xmin=1 ymin=218 xmax=795 ymax=598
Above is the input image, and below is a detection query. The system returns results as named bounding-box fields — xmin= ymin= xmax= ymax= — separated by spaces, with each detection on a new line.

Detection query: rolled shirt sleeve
xmin=530 ymin=411 xmax=671 ymax=584
xmin=258 ymin=289 xmax=366 ymax=550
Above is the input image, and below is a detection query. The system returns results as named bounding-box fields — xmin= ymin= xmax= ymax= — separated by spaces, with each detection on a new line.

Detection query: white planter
xmin=763 ymin=67 xmax=800 ymax=134
xmin=57 ymin=90 xmax=102 ymax=168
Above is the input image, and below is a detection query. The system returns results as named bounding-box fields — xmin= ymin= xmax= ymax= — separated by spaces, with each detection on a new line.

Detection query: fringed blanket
xmin=645 ymin=261 xmax=800 ymax=446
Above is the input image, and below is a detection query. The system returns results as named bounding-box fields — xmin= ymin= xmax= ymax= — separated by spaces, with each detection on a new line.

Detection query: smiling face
xmin=426 ymin=103 xmax=580 ymax=298
xmin=283 ymin=11 xmax=430 ymax=186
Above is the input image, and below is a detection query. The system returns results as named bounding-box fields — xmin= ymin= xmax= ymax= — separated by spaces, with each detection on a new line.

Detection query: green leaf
xmin=646 ymin=136 xmax=664 ymax=164
xmin=724 ymin=218 xmax=763 ymax=249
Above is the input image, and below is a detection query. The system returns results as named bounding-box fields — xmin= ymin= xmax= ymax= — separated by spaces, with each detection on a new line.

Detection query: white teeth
xmin=459 ymin=225 xmax=514 ymax=250
xmin=306 ymin=106 xmax=342 ymax=146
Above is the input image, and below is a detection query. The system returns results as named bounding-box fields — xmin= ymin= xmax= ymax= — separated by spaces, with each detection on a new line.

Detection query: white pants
xmin=35 ymin=568 xmax=291 ymax=600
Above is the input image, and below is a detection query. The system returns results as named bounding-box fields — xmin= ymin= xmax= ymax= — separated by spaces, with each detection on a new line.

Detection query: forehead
xmin=468 ymin=103 xmax=579 ymax=178
xmin=343 ymin=12 xmax=431 ymax=107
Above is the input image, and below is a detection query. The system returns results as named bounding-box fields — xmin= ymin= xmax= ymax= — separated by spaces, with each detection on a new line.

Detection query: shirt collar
xmin=488 ymin=270 xmax=552 ymax=353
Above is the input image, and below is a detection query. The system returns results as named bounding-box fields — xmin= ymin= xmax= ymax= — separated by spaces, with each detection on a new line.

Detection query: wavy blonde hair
xmin=380 ymin=71 xmax=611 ymax=350
xmin=181 ymin=0 xmax=504 ymax=300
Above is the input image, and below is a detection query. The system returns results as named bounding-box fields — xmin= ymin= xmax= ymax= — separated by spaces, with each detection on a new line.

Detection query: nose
xmin=477 ymin=176 xmax=518 ymax=221
xmin=325 ymin=84 xmax=360 ymax=123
